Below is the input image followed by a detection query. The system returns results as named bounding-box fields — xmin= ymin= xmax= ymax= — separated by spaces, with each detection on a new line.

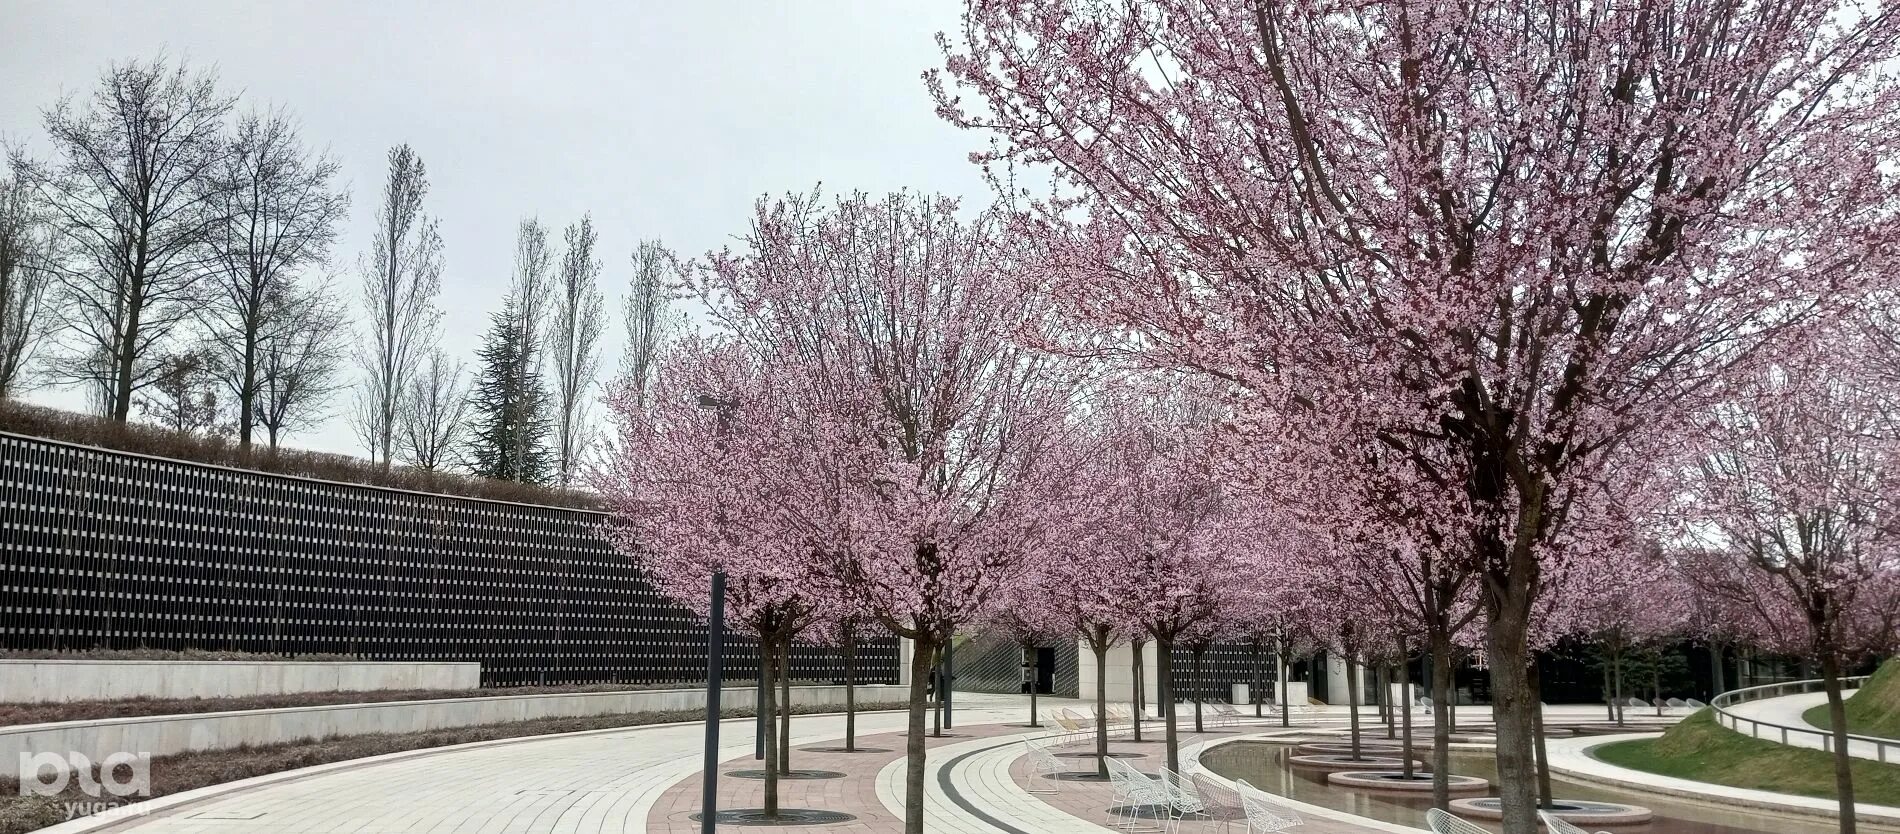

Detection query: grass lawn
xmin=1594 ymin=709 xmax=1900 ymax=807
xmin=1801 ymin=660 xmax=1900 ymax=740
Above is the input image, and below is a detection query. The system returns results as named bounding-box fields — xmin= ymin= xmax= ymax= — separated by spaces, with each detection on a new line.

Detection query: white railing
xmin=1709 ymin=676 xmax=1899 ymax=764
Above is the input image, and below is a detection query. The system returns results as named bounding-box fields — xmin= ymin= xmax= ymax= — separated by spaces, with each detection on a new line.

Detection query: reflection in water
xmin=1201 ymin=741 xmax=1895 ymax=834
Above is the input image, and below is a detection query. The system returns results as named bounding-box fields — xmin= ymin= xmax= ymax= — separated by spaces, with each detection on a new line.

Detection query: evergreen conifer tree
xmin=465 ymin=296 xmax=551 ymax=483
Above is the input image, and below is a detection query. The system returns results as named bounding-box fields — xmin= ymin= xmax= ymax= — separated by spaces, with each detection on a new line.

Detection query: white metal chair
xmin=1233 ymin=780 xmax=1303 ymax=831
xmin=1685 ymin=698 xmax=1707 ymax=709
xmin=1182 ymin=735 xmax=1207 ymax=771
xmin=1159 ymin=766 xmax=1210 ymax=834
xmin=1107 ymin=756 xmax=1170 ymax=832
xmin=1665 ymin=697 xmax=1687 ymax=708
xmin=1539 ymin=809 xmax=1612 ymax=834
xmin=1188 ymin=771 xmax=1243 ymax=833
xmin=1022 ymin=738 xmax=1064 ymax=795
xmin=1425 ymin=808 xmax=1489 ymax=834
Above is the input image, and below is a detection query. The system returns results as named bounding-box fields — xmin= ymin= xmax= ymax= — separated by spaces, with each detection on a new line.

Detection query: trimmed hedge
xmin=0 ymin=401 xmax=600 ymax=510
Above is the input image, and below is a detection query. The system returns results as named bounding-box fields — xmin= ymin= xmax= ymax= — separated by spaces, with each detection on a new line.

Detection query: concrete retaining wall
xmin=0 ymin=684 xmax=909 ymax=767
xmin=0 ymin=660 xmax=483 ymax=703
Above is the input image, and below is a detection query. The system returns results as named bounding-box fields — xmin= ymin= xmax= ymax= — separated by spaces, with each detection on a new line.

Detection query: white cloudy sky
xmin=0 ymin=1 xmax=994 ymax=458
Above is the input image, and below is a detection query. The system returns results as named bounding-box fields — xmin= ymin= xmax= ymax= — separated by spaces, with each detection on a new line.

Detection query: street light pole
xmin=696 ymin=394 xmax=739 ymax=834
xmin=701 ymin=570 xmax=725 ymax=834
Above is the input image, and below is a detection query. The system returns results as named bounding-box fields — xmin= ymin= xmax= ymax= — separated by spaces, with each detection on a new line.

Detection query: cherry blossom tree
xmin=593 ymin=338 xmax=872 ymax=820
xmin=1673 ymin=338 xmax=1900 ymax=834
xmin=936 ymin=3 xmax=1900 ymax=828
xmin=688 ymin=190 xmax=1082 ymax=834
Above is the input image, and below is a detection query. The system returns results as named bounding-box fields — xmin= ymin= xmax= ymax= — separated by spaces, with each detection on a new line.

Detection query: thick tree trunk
xmin=1821 ymin=652 xmax=1860 ymax=834
xmin=1347 ymin=653 xmax=1363 ymax=759
xmin=761 ymin=631 xmax=780 ymax=817
xmin=1529 ymin=659 xmax=1553 ymax=809
xmin=1094 ymin=640 xmax=1111 ymax=778
xmin=902 ymin=635 xmax=938 ymax=834
xmin=845 ymin=637 xmax=857 ymax=752
xmin=1158 ymin=634 xmax=1181 ymax=773
xmin=1430 ymin=630 xmax=1454 ymax=808
xmin=1486 ymin=610 xmax=1539 ymax=834
xmin=778 ymin=639 xmax=792 ymax=774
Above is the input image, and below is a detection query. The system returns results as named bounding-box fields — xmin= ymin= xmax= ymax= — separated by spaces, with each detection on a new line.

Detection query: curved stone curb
xmin=1182 ymin=734 xmax=1428 ymax=833
xmin=1450 ymin=796 xmax=1651 ymax=824
xmin=1286 ymin=753 xmax=1426 ymax=771
xmin=1327 ymin=771 xmax=1488 ymax=793
xmin=1545 ymin=732 xmax=1900 ymax=827
xmin=34 ymin=706 xmax=910 ymax=834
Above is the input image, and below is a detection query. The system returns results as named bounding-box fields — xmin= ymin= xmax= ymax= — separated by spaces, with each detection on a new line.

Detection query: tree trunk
xmin=1614 ymin=643 xmax=1625 ymax=726
xmin=1132 ymin=639 xmax=1146 ymax=743
xmin=761 ymin=630 xmax=780 ymax=817
xmin=1279 ymin=644 xmax=1291 ymax=729
xmin=1192 ymin=644 xmax=1205 ymax=734
xmin=1602 ymin=645 xmax=1616 ymax=721
xmin=1399 ymin=646 xmax=1417 ymax=780
xmin=902 ymin=635 xmax=938 ymax=834
xmin=932 ymin=654 xmax=944 ymax=738
xmin=1094 ymin=640 xmax=1111 ymax=779
xmin=1529 ymin=658 xmax=1553 ymax=809
xmin=776 ymin=639 xmax=791 ymax=774
xmin=1028 ymin=646 xmax=1040 ymax=727
xmin=1347 ymin=652 xmax=1363 ymax=759
xmin=1382 ymin=664 xmax=1397 ymax=740
xmin=1710 ymin=641 xmax=1726 ymax=699
xmin=1820 ymin=651 xmax=1860 ymax=834
xmin=845 ymin=637 xmax=857 ymax=752
xmin=1158 ymin=633 xmax=1181 ymax=773
xmin=1252 ymin=639 xmax=1264 ymax=717
xmin=1430 ymin=629 xmax=1455 ymax=809
xmin=1486 ymin=609 xmax=1539 ymax=834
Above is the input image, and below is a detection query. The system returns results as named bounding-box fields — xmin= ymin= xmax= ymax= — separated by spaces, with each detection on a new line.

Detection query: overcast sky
xmin=0 ymin=1 xmax=993 ymax=459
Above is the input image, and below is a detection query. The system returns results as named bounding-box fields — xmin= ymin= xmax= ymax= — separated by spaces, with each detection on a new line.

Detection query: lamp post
xmin=696 ymin=394 xmax=738 ymax=834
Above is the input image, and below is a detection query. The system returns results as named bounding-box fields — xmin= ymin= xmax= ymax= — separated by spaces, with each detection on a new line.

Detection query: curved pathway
xmin=1724 ymin=688 xmax=1900 ymax=762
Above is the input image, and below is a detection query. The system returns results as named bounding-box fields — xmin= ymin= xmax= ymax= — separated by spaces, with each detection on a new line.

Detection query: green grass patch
xmin=1802 ymin=660 xmax=1900 ymax=740
xmin=1593 ymin=709 xmax=1900 ymax=807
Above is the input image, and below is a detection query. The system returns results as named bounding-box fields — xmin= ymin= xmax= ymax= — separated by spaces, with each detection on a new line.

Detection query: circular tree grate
xmin=724 ymin=769 xmax=847 ymax=781
xmin=689 ymin=809 xmax=858 ymax=826
xmin=797 ymin=746 xmax=892 ymax=754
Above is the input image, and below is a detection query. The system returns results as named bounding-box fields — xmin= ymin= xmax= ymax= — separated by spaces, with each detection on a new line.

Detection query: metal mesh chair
xmin=1022 ymin=738 xmax=1064 ymax=795
xmin=1232 ymin=780 xmax=1303 ymax=831
xmin=1107 ymin=756 xmax=1169 ymax=832
xmin=1426 ymin=808 xmax=1490 ymax=834
xmin=1188 ymin=771 xmax=1243 ymax=833
xmin=1159 ymin=766 xmax=1209 ymax=834
xmin=1539 ymin=810 xmax=1613 ymax=834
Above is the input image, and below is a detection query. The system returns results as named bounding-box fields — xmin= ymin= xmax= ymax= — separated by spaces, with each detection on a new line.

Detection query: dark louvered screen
xmin=0 ymin=433 xmax=898 ymax=687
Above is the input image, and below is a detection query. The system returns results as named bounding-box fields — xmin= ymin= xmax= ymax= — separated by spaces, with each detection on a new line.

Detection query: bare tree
xmin=8 ymin=57 xmax=236 ymax=420
xmin=549 ymin=214 xmax=605 ymax=485
xmin=256 ymin=282 xmax=348 ymax=448
xmin=0 ymin=175 xmax=53 ymax=399
xmin=203 ymin=108 xmax=348 ymax=447
xmin=351 ymin=145 xmax=442 ymax=465
xmin=503 ymin=218 xmax=555 ymax=477
xmin=398 ymin=347 xmax=471 ymax=471
xmin=618 ymin=239 xmax=677 ymax=408
xmin=136 ymin=349 xmax=222 ymax=436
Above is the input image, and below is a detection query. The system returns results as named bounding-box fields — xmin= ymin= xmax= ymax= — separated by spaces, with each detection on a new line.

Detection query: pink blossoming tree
xmin=936 ymin=3 xmax=1900 ymax=828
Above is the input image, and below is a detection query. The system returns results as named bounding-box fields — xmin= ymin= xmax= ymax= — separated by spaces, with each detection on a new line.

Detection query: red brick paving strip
xmin=647 ymin=722 xmax=1021 ymax=833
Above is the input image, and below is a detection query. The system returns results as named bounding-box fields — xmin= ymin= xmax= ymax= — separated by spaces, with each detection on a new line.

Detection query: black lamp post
xmin=696 ymin=394 xmax=738 ymax=834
